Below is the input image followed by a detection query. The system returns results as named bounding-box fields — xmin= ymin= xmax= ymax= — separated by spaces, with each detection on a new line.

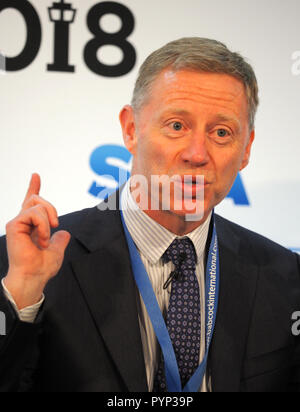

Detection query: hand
xmin=4 ymin=174 xmax=71 ymax=310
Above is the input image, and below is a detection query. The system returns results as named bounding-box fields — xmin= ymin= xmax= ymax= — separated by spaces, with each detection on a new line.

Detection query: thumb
xmin=49 ymin=230 xmax=71 ymax=254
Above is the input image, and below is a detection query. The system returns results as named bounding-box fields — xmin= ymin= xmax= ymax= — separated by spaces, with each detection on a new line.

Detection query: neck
xmin=143 ymin=209 xmax=210 ymax=236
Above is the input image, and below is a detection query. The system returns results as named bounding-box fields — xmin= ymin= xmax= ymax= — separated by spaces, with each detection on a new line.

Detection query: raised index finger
xmin=23 ymin=173 xmax=41 ymax=205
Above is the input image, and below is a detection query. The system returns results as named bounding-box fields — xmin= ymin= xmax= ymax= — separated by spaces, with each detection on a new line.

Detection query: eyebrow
xmin=213 ymin=114 xmax=242 ymax=132
xmin=157 ymin=109 xmax=192 ymax=123
xmin=162 ymin=109 xmax=191 ymax=117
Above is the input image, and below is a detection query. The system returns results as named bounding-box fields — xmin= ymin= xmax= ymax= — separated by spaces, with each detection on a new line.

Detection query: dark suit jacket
xmin=0 ymin=190 xmax=300 ymax=392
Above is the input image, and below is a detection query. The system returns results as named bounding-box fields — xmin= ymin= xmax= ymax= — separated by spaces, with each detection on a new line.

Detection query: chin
xmin=169 ymin=198 xmax=207 ymax=221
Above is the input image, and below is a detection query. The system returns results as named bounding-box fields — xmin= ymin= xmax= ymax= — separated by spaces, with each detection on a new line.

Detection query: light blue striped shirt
xmin=121 ymin=178 xmax=212 ymax=392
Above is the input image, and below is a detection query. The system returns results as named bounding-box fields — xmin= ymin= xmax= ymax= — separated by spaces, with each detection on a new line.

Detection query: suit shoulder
xmin=215 ymin=214 xmax=295 ymax=262
xmin=54 ymin=206 xmax=97 ymax=233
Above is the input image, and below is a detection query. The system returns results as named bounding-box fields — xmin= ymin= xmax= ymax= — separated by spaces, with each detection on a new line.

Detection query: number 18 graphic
xmin=0 ymin=0 xmax=136 ymax=77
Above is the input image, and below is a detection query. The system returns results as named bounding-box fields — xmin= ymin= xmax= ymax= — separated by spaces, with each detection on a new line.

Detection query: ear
xmin=119 ymin=105 xmax=138 ymax=155
xmin=240 ymin=129 xmax=255 ymax=171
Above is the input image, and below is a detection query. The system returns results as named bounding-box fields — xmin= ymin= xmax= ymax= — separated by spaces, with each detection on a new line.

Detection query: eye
xmin=172 ymin=122 xmax=183 ymax=131
xmin=216 ymin=128 xmax=229 ymax=137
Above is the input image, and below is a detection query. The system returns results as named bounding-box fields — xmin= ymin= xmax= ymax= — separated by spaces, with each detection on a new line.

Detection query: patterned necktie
xmin=153 ymin=237 xmax=201 ymax=392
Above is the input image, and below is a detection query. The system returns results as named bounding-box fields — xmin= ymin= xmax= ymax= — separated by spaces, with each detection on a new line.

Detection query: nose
xmin=180 ymin=132 xmax=209 ymax=167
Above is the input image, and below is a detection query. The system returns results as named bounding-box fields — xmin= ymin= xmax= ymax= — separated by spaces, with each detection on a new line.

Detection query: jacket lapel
xmin=70 ymin=193 xmax=148 ymax=392
xmin=209 ymin=215 xmax=259 ymax=392
xmin=66 ymin=194 xmax=259 ymax=393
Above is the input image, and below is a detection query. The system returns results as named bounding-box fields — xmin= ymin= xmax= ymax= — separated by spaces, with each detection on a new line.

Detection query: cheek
xmin=137 ymin=133 xmax=171 ymax=171
xmin=214 ymin=151 xmax=241 ymax=189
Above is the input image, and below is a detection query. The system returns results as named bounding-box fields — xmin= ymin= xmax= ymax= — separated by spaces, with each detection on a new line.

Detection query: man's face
xmin=120 ymin=69 xmax=255 ymax=222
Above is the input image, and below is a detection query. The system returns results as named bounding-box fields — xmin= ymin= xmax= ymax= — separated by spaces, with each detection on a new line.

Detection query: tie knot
xmin=162 ymin=237 xmax=197 ymax=269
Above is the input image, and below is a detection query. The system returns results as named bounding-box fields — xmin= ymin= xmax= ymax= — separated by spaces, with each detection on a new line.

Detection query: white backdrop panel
xmin=0 ymin=0 xmax=299 ymax=252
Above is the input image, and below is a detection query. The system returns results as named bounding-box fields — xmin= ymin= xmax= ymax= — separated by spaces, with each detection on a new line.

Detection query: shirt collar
xmin=121 ymin=179 xmax=212 ymax=265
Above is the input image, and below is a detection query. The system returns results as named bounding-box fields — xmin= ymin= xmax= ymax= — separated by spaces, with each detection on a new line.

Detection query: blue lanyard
xmin=120 ymin=210 xmax=220 ymax=392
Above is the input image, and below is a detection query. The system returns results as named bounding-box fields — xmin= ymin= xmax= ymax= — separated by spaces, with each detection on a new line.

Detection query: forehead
xmin=143 ymin=69 xmax=248 ymax=121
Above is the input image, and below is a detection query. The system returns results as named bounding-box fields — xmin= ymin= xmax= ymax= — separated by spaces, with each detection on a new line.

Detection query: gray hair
xmin=131 ymin=37 xmax=259 ymax=130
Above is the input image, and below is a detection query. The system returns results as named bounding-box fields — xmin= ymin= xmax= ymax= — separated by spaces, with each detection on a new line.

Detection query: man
xmin=0 ymin=38 xmax=300 ymax=392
